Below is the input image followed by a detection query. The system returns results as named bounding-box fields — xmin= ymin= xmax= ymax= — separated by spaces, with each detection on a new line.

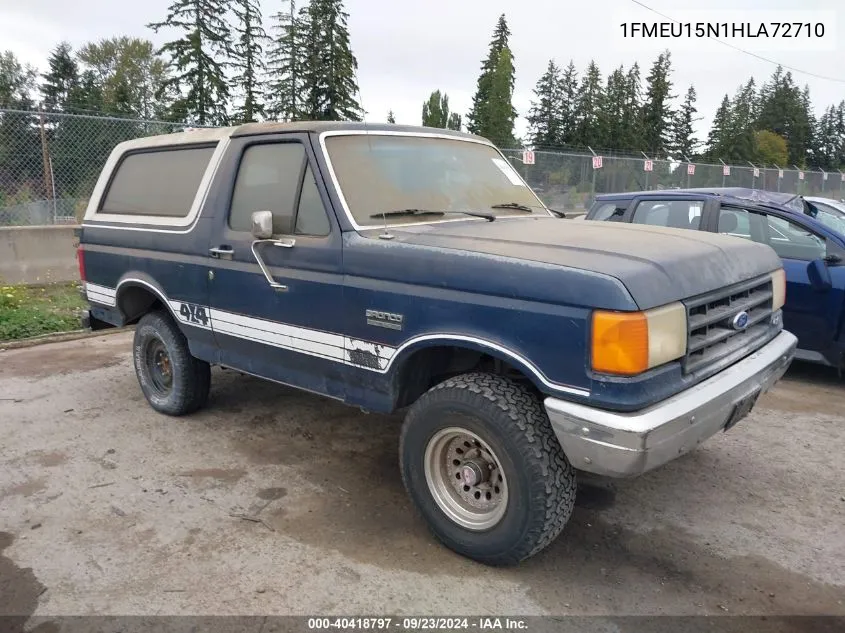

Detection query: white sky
xmin=1 ymin=0 xmax=843 ymax=147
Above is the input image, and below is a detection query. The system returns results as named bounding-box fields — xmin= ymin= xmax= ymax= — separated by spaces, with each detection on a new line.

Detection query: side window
xmin=294 ymin=164 xmax=331 ymax=236
xmin=718 ymin=207 xmax=753 ymax=239
xmin=765 ymin=215 xmax=826 ymax=261
xmin=100 ymin=145 xmax=215 ymax=217
xmin=591 ymin=202 xmax=624 ymax=221
xmin=229 ymin=143 xmax=305 ymax=234
xmin=632 ymin=200 xmax=702 ymax=230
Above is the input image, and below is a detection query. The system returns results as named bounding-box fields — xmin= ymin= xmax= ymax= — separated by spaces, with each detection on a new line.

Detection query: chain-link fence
xmin=2 ymin=107 xmax=844 ymax=226
xmin=501 ymin=149 xmax=845 ymax=213
xmin=0 ymin=108 xmax=194 ymax=226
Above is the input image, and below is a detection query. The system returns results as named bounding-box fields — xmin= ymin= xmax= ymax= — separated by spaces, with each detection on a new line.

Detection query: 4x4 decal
xmin=179 ymin=302 xmax=209 ymax=326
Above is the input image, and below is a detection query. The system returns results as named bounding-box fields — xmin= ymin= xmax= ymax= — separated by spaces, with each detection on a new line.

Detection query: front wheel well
xmin=117 ymin=285 xmax=166 ymax=325
xmin=393 ymin=345 xmax=541 ymax=409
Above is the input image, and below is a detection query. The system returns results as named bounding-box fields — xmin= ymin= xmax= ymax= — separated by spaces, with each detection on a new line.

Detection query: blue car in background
xmin=585 ymin=188 xmax=845 ymax=369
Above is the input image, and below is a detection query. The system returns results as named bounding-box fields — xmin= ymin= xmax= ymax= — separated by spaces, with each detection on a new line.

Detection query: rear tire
xmin=133 ymin=310 xmax=210 ymax=416
xmin=400 ymin=372 xmax=576 ymax=566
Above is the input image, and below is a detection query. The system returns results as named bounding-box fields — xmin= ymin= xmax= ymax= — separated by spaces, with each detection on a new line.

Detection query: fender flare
xmin=384 ymin=334 xmax=589 ymax=398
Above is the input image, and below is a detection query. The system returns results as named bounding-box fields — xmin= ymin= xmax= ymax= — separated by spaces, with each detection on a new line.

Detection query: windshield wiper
xmin=491 ymin=202 xmax=566 ymax=218
xmin=491 ymin=202 xmax=534 ymax=212
xmin=369 ymin=209 xmax=495 ymax=222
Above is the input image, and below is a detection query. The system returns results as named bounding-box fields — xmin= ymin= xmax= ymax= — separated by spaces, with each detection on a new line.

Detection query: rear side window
xmin=632 ymin=200 xmax=703 ymax=230
xmin=100 ymin=146 xmax=215 ymax=217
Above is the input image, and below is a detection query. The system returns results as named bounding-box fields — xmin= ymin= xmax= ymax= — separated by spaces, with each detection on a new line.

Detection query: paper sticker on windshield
xmin=491 ymin=158 xmax=526 ymax=186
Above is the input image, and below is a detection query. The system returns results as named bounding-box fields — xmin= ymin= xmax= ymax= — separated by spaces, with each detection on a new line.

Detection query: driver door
xmin=206 ymin=134 xmax=347 ymax=399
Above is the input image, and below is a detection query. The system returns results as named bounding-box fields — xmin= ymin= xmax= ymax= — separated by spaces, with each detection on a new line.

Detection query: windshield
xmin=323 ymin=134 xmax=548 ymax=227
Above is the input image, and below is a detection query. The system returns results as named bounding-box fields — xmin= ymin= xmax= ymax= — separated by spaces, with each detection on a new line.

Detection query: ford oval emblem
xmin=732 ymin=311 xmax=750 ymax=331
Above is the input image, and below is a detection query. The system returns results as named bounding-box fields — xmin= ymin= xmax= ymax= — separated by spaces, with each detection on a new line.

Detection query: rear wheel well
xmin=117 ymin=285 xmax=166 ymax=325
xmin=393 ymin=345 xmax=540 ymax=409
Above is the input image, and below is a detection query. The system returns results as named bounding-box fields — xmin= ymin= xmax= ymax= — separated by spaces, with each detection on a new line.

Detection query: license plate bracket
xmin=724 ymin=390 xmax=760 ymax=432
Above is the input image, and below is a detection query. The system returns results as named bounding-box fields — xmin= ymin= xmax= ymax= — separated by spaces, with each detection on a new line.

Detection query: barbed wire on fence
xmin=500 ymin=149 xmax=845 ymax=212
xmin=2 ymin=108 xmax=844 ymax=226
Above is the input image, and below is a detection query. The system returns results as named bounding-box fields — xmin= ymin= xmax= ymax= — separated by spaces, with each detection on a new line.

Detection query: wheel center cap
xmin=460 ymin=462 xmax=485 ymax=487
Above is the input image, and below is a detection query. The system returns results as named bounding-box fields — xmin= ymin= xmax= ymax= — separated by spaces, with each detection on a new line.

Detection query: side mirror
xmin=251 ymin=210 xmax=274 ymax=239
xmin=807 ymin=258 xmax=833 ymax=292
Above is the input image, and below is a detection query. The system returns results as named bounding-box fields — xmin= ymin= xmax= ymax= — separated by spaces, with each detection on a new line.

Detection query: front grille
xmin=683 ymin=276 xmax=775 ymax=375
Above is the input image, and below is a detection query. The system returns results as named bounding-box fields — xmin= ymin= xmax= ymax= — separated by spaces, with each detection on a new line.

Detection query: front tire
xmin=400 ymin=372 xmax=576 ymax=566
xmin=133 ymin=310 xmax=211 ymax=416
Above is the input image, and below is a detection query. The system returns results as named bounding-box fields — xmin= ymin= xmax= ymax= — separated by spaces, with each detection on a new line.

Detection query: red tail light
xmin=77 ymin=247 xmax=86 ymax=282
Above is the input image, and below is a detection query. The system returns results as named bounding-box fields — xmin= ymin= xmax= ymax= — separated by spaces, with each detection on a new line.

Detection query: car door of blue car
xmin=716 ymin=205 xmax=845 ymax=356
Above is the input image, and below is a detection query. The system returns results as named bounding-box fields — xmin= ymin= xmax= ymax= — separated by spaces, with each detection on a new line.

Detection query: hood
xmin=372 ymin=217 xmax=782 ymax=310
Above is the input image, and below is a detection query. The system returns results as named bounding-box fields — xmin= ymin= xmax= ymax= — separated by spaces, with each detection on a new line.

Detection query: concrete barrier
xmin=0 ymin=225 xmax=80 ymax=285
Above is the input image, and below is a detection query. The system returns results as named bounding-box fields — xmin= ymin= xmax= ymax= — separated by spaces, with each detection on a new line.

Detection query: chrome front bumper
xmin=545 ymin=331 xmax=797 ymax=478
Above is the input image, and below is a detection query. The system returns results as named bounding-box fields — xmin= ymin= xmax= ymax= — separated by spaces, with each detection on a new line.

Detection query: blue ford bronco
xmin=78 ymin=122 xmax=796 ymax=565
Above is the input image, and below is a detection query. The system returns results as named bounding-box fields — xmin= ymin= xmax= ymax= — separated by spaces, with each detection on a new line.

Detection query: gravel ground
xmin=1 ymin=332 xmax=844 ymax=625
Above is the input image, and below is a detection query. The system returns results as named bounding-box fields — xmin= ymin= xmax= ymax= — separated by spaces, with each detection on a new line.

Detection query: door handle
xmin=209 ymin=246 xmax=234 ymax=260
xmin=273 ymin=238 xmax=296 ymax=249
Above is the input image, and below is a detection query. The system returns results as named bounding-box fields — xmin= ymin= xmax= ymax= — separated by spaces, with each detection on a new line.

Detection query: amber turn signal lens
xmin=591 ymin=311 xmax=649 ymax=376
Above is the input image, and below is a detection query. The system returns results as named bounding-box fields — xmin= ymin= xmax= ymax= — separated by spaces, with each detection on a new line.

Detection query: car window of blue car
xmin=718 ymin=206 xmax=826 ymax=261
xmin=766 ymin=216 xmax=827 ymax=260
xmin=632 ymin=200 xmax=703 ymax=229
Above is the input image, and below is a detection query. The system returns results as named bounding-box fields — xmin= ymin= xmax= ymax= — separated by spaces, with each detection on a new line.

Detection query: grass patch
xmin=0 ymin=282 xmax=87 ymax=342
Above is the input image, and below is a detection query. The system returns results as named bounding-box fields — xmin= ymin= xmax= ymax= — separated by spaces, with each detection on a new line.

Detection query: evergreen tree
xmin=706 ymin=94 xmax=731 ymax=159
xmin=484 ymin=47 xmax=517 ymax=146
xmin=266 ymin=0 xmax=305 ymax=121
xmin=836 ymin=101 xmax=845 ymax=168
xmin=297 ymin=0 xmax=363 ymax=121
xmin=814 ymin=106 xmax=838 ymax=169
xmin=641 ymin=50 xmax=673 ymax=156
xmin=722 ymin=79 xmax=757 ymax=163
xmin=447 ymin=112 xmax=462 ymax=131
xmin=386 ymin=110 xmax=396 ymax=124
xmin=795 ymin=85 xmax=816 ymax=167
xmin=670 ymin=85 xmax=698 ymax=158
xmin=466 ymin=14 xmax=516 ymax=143
xmin=41 ymin=42 xmax=79 ymax=111
xmin=422 ymin=90 xmax=449 ymax=128
xmin=572 ymin=60 xmax=603 ymax=148
xmin=558 ymin=60 xmax=579 ymax=145
xmin=619 ymin=63 xmax=643 ymax=149
xmin=232 ymin=0 xmax=268 ymax=123
xmin=148 ymin=0 xmax=232 ymax=125
xmin=599 ymin=66 xmax=627 ymax=149
xmin=526 ymin=59 xmax=563 ymax=147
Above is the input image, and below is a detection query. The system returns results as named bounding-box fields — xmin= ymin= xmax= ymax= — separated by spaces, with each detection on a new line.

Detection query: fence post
xmin=793 ymin=165 xmax=803 ymax=195
xmin=719 ymin=159 xmax=727 ymax=187
xmin=747 ymin=161 xmax=757 ymax=189
xmin=588 ymin=146 xmax=597 ymax=199
xmin=774 ymin=164 xmax=782 ymax=192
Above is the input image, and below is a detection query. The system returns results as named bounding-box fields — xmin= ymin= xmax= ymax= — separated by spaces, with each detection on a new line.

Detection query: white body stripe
xmin=97 ymin=281 xmax=589 ymax=397
xmin=85 ymin=282 xmax=117 ymax=307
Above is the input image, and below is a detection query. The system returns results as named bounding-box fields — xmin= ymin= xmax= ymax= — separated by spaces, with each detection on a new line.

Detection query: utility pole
xmin=38 ymin=112 xmax=52 ymax=201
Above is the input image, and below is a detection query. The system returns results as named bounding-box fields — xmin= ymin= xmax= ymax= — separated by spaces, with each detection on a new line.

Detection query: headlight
xmin=771 ymin=269 xmax=786 ymax=312
xmin=591 ymin=302 xmax=687 ymax=376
